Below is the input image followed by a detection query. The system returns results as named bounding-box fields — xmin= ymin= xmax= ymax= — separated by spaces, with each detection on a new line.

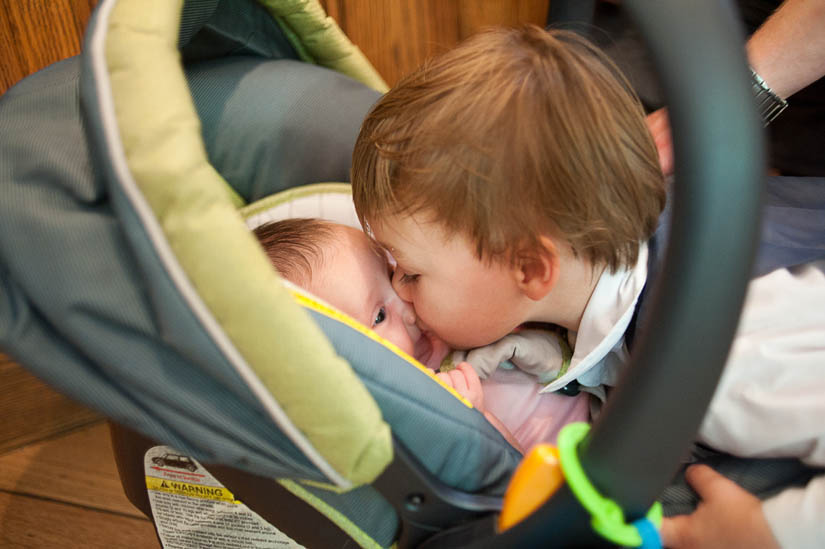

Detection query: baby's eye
xmin=373 ymin=306 xmax=387 ymax=326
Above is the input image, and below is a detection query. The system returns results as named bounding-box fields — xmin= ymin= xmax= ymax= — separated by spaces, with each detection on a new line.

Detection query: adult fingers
xmin=684 ymin=464 xmax=734 ymax=501
xmin=659 ymin=515 xmax=693 ymax=548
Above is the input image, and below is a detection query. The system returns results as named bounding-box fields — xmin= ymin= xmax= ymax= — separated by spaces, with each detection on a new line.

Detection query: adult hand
xmin=659 ymin=465 xmax=781 ymax=549
xmin=647 ymin=107 xmax=673 ymax=177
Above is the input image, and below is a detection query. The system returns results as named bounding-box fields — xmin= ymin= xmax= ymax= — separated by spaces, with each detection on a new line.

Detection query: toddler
xmin=351 ymin=24 xmax=825 ymax=548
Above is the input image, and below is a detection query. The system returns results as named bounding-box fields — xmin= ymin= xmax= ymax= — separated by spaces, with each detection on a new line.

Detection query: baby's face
xmin=371 ymin=212 xmax=526 ymax=350
xmin=309 ymin=226 xmax=449 ymax=370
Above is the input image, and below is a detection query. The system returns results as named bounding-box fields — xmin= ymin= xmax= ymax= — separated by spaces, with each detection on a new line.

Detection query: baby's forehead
xmin=365 ymin=233 xmax=395 ymax=270
xmin=332 ymin=223 xmax=393 ymax=268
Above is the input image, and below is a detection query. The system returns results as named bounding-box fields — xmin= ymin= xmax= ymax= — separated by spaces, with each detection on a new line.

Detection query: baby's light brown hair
xmin=352 ymin=25 xmax=665 ymax=272
xmin=253 ymin=218 xmax=337 ymax=286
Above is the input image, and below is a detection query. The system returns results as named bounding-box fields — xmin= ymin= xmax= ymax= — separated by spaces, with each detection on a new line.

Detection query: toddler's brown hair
xmin=352 ymin=25 xmax=665 ymax=272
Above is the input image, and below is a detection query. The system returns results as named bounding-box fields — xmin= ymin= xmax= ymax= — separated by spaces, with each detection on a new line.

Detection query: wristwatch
xmin=751 ymin=69 xmax=788 ymax=126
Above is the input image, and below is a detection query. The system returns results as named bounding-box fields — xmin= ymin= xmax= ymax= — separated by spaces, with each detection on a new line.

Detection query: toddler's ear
xmin=514 ymin=236 xmax=559 ymax=301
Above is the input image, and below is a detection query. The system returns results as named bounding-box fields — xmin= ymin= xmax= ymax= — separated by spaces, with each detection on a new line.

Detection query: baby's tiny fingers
xmin=435 ymin=372 xmax=453 ymax=388
xmin=449 ymin=369 xmax=470 ymax=395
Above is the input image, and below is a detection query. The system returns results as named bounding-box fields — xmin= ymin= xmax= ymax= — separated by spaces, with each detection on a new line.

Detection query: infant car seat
xmin=0 ymin=0 xmax=770 ymax=546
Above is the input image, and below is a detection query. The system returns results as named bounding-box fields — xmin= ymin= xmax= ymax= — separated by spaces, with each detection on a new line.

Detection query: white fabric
xmin=762 ymin=475 xmax=825 ymax=549
xmin=244 ymin=189 xmax=360 ymax=229
xmin=697 ymin=260 xmax=825 ymax=548
xmin=561 ymin=252 xmax=825 ymax=548
xmin=540 ymin=243 xmax=648 ymax=396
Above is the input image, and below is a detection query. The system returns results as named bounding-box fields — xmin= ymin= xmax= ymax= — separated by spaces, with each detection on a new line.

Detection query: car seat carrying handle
xmin=579 ymin=0 xmax=764 ymax=517
xmin=525 ymin=0 xmax=761 ymax=545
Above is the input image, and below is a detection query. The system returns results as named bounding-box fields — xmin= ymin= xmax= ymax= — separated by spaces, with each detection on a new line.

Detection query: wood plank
xmin=321 ymin=0 xmax=549 ymax=87
xmin=1 ymin=0 xmax=548 ymax=93
xmin=0 ymin=491 xmax=158 ymax=549
xmin=0 ymin=0 xmax=98 ymax=95
xmin=456 ymin=0 xmax=549 ymax=39
xmin=321 ymin=0 xmax=460 ymax=87
xmin=0 ymin=354 xmax=101 ymax=454
xmin=0 ymin=423 xmax=142 ymax=519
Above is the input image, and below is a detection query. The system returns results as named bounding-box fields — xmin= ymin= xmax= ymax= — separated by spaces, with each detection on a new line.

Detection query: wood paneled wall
xmin=0 ymin=0 xmax=98 ymax=95
xmin=320 ymin=0 xmax=549 ymax=86
xmin=1 ymin=0 xmax=549 ymax=94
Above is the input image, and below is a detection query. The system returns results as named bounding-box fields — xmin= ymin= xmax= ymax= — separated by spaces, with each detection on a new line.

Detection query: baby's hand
xmin=437 ymin=362 xmax=523 ymax=453
xmin=436 ymin=362 xmax=484 ymax=410
xmin=659 ymin=465 xmax=780 ymax=549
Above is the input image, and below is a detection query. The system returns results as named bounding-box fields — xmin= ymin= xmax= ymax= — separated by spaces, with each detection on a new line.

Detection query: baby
xmin=253 ymin=217 xmax=590 ymax=452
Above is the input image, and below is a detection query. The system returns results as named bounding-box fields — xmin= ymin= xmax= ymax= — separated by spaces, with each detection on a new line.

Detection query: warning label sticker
xmin=145 ymin=446 xmax=305 ymax=548
xmin=145 ymin=477 xmax=237 ymax=503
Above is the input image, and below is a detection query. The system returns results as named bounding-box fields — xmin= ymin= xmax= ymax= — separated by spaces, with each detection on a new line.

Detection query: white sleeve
xmin=698 ymin=261 xmax=825 ymax=464
xmin=762 ymin=475 xmax=825 ymax=549
xmin=698 ymin=261 xmax=825 ymax=548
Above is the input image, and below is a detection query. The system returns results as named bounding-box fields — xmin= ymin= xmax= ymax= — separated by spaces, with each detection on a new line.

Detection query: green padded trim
xmin=257 ymin=0 xmax=389 ymax=93
xmin=271 ymin=14 xmax=314 ymax=62
xmin=278 ymin=479 xmax=384 ymax=549
xmin=239 ymin=182 xmax=352 ymax=219
xmin=101 ymin=0 xmax=391 ymax=486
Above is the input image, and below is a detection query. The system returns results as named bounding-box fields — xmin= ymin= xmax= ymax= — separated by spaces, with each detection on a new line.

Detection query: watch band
xmin=751 ymin=69 xmax=788 ymax=126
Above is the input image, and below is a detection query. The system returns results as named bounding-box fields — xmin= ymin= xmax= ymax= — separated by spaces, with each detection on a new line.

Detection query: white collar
xmin=541 ymin=243 xmax=648 ymax=392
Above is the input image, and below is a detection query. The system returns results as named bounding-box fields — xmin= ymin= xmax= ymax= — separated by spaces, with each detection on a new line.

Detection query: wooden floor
xmin=0 ymin=421 xmax=160 ymax=548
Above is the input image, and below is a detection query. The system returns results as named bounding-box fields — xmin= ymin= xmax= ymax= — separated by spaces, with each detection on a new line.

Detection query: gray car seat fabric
xmin=188 ymin=56 xmax=381 ymax=202
xmin=291 ymin=310 xmax=520 ymax=545
xmin=309 ymin=311 xmax=521 ymax=496
xmin=0 ymin=56 xmax=325 ymax=481
xmin=178 ymin=0 xmax=298 ymax=63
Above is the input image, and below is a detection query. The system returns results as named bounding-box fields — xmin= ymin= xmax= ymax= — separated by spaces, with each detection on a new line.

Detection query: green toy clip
xmin=557 ymin=422 xmax=663 ymax=547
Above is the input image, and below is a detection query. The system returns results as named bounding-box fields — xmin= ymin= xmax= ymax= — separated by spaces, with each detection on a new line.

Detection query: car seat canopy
xmin=82 ymin=0 xmax=404 ymax=487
